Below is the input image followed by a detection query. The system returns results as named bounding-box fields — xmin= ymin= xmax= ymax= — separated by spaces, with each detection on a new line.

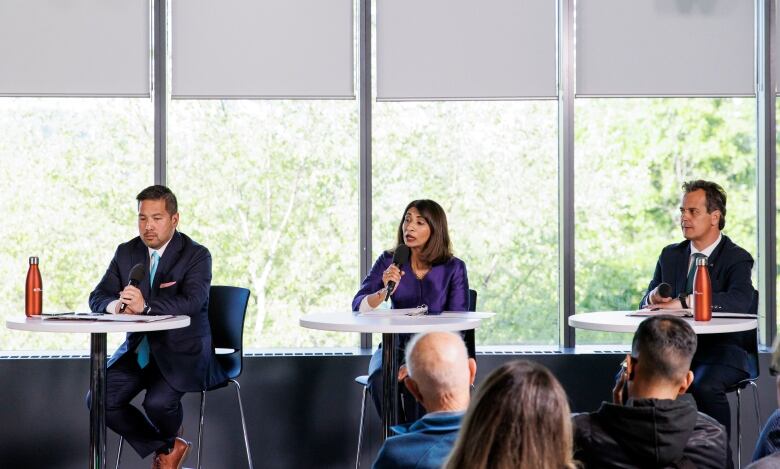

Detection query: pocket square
xmin=160 ymin=281 xmax=177 ymax=289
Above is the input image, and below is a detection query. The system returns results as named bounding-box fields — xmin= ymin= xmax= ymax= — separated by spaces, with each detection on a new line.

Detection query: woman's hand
xmin=366 ymin=287 xmax=387 ymax=309
xmin=382 ymin=264 xmax=405 ymax=296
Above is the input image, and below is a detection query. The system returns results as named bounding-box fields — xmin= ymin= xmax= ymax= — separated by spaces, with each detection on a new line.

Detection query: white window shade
xmin=171 ymin=0 xmax=354 ymax=99
xmin=0 ymin=0 xmax=150 ymax=97
xmin=376 ymin=0 xmax=557 ymax=101
xmin=576 ymin=0 xmax=755 ymax=97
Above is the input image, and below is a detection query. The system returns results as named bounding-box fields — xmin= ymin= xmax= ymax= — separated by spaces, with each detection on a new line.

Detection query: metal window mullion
xmin=358 ymin=0 xmax=372 ymax=350
xmin=153 ymin=0 xmax=166 ymax=186
xmin=558 ymin=0 xmax=576 ymax=348
xmin=756 ymin=0 xmax=777 ymax=346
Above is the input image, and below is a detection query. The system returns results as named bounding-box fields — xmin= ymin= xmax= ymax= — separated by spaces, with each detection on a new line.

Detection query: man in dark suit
xmin=89 ymin=185 xmax=226 ymax=469
xmin=640 ymin=180 xmax=757 ymax=447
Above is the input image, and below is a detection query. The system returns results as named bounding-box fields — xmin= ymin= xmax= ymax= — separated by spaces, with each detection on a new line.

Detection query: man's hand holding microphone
xmin=116 ymin=263 xmax=146 ymax=314
xmin=645 ymin=282 xmax=688 ymax=310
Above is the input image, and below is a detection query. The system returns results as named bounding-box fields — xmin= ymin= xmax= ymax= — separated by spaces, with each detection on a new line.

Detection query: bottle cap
xmin=29 ymin=256 xmax=39 ymax=265
xmin=696 ymin=257 xmax=708 ymax=266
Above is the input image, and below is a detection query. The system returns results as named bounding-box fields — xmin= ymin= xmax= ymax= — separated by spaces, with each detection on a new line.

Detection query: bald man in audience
xmin=372 ymin=331 xmax=477 ymax=469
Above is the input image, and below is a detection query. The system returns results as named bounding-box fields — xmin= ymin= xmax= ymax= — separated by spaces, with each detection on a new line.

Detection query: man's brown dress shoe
xmin=153 ymin=437 xmax=192 ymax=469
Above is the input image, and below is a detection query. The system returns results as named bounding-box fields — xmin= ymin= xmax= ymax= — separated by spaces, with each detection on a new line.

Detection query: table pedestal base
xmin=89 ymin=332 xmax=107 ymax=469
xmin=381 ymin=333 xmax=398 ymax=439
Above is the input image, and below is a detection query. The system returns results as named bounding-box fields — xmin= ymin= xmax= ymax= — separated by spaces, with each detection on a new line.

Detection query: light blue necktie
xmin=136 ymin=251 xmax=159 ymax=369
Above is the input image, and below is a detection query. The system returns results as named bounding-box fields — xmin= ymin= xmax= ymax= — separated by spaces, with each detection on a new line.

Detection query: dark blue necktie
xmin=685 ymin=252 xmax=707 ymax=295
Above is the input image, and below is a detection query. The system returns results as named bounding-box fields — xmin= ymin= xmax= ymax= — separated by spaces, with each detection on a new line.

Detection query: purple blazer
xmin=352 ymin=252 xmax=469 ymax=313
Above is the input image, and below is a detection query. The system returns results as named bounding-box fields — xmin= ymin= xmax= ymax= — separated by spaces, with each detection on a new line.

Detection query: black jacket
xmin=640 ymin=235 xmax=758 ymax=375
xmin=89 ymin=231 xmax=227 ymax=392
xmin=573 ymin=395 xmax=727 ymax=469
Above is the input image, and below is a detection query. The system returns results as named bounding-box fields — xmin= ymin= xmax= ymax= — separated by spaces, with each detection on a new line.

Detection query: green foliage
xmin=0 ymin=98 xmax=152 ymax=351
xmin=0 ymin=96 xmax=762 ymax=350
xmin=575 ymin=98 xmax=756 ymax=344
xmin=168 ymin=100 xmax=359 ymax=347
xmin=373 ymin=101 xmax=559 ymax=345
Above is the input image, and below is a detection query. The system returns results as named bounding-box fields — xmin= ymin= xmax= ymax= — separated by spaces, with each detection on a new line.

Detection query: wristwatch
xmin=678 ymin=293 xmax=688 ymax=309
xmin=142 ymin=302 xmax=152 ymax=315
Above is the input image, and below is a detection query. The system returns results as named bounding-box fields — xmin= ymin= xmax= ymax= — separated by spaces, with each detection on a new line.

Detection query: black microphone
xmin=385 ymin=245 xmax=411 ymax=301
xmin=119 ymin=263 xmax=146 ymax=313
xmin=657 ymin=282 xmax=672 ymax=299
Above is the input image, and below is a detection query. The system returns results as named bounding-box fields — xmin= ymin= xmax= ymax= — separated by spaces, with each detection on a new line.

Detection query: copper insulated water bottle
xmin=25 ymin=256 xmax=42 ymax=316
xmin=692 ymin=256 xmax=711 ymax=321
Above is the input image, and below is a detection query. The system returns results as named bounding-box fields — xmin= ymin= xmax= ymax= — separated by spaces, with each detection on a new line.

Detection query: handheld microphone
xmin=119 ymin=263 xmax=146 ymax=313
xmin=385 ymin=245 xmax=411 ymax=301
xmin=657 ymin=282 xmax=672 ymax=299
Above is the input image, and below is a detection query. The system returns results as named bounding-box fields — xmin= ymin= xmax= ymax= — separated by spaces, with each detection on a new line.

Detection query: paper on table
xmin=629 ymin=310 xmax=756 ymax=319
xmin=358 ymin=306 xmax=428 ymax=317
xmin=430 ymin=311 xmax=494 ymax=319
xmin=357 ymin=308 xmax=493 ymax=319
xmin=44 ymin=313 xmax=175 ymax=322
xmin=629 ymin=309 xmax=692 ymax=317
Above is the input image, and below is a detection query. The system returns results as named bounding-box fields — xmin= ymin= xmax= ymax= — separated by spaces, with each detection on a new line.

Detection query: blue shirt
xmin=372 ymin=411 xmax=464 ymax=469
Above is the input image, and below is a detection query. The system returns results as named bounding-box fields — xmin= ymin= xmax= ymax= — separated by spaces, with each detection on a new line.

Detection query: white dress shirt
xmin=688 ymin=233 xmax=722 ymax=269
xmin=107 ymin=237 xmax=173 ymax=313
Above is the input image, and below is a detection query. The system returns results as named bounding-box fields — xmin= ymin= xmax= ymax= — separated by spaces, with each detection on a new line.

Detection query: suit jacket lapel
xmin=674 ymin=242 xmax=691 ymax=295
xmin=150 ymin=231 xmax=182 ymax=298
xmin=706 ymin=235 xmax=728 ymax=277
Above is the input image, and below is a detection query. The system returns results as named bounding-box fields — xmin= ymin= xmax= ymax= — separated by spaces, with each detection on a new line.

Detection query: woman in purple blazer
xmin=352 ymin=199 xmax=470 ymax=421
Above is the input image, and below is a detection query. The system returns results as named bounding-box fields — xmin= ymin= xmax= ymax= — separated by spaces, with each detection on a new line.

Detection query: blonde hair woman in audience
xmin=444 ymin=360 xmax=578 ymax=469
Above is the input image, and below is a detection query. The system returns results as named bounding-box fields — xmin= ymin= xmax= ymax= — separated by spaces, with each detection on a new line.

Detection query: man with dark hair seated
xmin=573 ymin=315 xmax=727 ymax=468
xmin=372 ymin=331 xmax=476 ymax=469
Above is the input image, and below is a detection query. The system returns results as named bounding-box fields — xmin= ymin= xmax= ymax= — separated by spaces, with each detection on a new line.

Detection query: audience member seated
xmin=572 ymin=315 xmax=727 ymax=468
xmin=748 ymin=337 xmax=780 ymax=467
xmin=444 ymin=360 xmax=578 ymax=469
xmin=372 ymin=331 xmax=476 ymax=469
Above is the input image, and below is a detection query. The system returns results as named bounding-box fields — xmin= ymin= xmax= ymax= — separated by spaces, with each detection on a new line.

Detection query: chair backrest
xmin=208 ymin=285 xmax=250 ymax=380
xmin=748 ymin=290 xmax=760 ymax=379
xmin=464 ymin=289 xmax=477 ymax=359
xmin=746 ymin=330 xmax=759 ymax=380
xmin=468 ymin=289 xmax=477 ymax=313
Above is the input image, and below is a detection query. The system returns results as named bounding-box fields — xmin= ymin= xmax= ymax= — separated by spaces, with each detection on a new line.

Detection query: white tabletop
xmin=568 ymin=311 xmax=757 ymax=334
xmin=299 ymin=311 xmax=494 ymax=334
xmin=6 ymin=316 xmax=190 ymax=333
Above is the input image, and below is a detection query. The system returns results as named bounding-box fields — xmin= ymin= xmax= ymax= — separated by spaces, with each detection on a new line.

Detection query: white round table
xmin=6 ymin=316 xmax=190 ymax=469
xmin=300 ymin=311 xmax=493 ymax=439
xmin=568 ymin=311 xmax=758 ymax=334
xmin=6 ymin=316 xmax=190 ymax=333
xmin=299 ymin=311 xmax=490 ymax=334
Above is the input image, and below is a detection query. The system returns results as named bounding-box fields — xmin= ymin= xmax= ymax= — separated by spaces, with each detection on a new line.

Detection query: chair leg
xmin=115 ymin=436 xmax=124 ymax=469
xmin=197 ymin=390 xmax=206 ymax=469
xmin=736 ymin=387 xmax=742 ymax=469
xmin=231 ymin=379 xmax=254 ymax=469
xmin=356 ymin=385 xmax=368 ymax=469
xmin=749 ymin=381 xmax=763 ymax=434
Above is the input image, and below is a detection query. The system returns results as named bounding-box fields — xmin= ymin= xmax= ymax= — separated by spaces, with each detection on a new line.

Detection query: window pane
xmin=0 ymin=98 xmax=154 ymax=351
xmin=168 ymin=100 xmax=359 ymax=348
xmin=776 ymin=100 xmax=780 ymax=332
xmin=575 ymin=97 xmax=757 ymax=345
xmin=372 ymin=101 xmax=559 ymax=345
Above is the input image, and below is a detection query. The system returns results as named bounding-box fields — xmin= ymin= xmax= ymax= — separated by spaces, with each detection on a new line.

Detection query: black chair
xmin=728 ymin=328 xmax=761 ymax=469
xmin=115 ymin=285 xmax=254 ymax=469
xmin=354 ymin=289 xmax=478 ymax=468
